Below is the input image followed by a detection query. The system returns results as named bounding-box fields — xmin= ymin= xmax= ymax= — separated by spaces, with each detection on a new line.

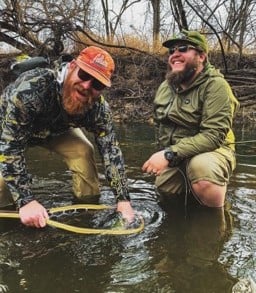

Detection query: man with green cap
xmin=142 ymin=29 xmax=239 ymax=208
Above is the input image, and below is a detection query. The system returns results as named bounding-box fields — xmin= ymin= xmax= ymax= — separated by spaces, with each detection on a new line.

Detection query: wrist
xmin=17 ymin=197 xmax=35 ymax=209
xmin=116 ymin=188 xmax=130 ymax=202
xmin=164 ymin=149 xmax=178 ymax=167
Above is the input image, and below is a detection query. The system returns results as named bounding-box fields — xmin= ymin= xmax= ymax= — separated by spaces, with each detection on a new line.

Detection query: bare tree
xmin=0 ymin=0 xmax=93 ymax=56
xmin=1 ymin=0 xmax=256 ymax=58
xmin=99 ymin=0 xmax=142 ymax=43
xmin=169 ymin=0 xmax=188 ymax=30
xmin=181 ymin=0 xmax=256 ymax=69
xmin=148 ymin=0 xmax=161 ymax=50
xmin=222 ymin=0 xmax=256 ymax=55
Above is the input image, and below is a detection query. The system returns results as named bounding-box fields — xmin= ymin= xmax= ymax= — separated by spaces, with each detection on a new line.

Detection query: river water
xmin=0 ymin=123 xmax=255 ymax=293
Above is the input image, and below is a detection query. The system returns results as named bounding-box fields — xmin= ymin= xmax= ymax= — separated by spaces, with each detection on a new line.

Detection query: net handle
xmin=0 ymin=204 xmax=144 ymax=235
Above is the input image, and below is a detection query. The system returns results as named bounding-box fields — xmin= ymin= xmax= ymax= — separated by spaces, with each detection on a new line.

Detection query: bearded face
xmin=62 ymin=85 xmax=93 ymax=116
xmin=166 ymin=58 xmax=200 ymax=88
xmin=61 ymin=65 xmax=98 ymax=116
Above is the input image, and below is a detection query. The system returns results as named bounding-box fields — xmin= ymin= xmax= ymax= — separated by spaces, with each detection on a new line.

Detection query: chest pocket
xmin=168 ymin=87 xmax=205 ymax=129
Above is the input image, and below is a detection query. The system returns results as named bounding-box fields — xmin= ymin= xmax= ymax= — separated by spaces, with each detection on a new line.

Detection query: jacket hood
xmin=204 ymin=62 xmax=224 ymax=78
xmin=176 ymin=62 xmax=224 ymax=93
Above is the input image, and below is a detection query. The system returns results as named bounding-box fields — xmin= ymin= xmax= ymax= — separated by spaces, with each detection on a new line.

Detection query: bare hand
xmin=19 ymin=200 xmax=49 ymax=228
xmin=117 ymin=200 xmax=135 ymax=224
xmin=142 ymin=150 xmax=168 ymax=176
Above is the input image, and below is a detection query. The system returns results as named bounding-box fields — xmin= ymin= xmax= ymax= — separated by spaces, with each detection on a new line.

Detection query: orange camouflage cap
xmin=76 ymin=46 xmax=115 ymax=87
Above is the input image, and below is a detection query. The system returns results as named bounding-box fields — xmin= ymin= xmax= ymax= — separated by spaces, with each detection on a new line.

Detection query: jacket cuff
xmin=16 ymin=195 xmax=35 ymax=208
xmin=115 ymin=188 xmax=130 ymax=202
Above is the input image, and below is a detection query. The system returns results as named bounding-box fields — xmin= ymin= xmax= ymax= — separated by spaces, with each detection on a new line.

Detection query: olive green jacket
xmin=154 ymin=63 xmax=239 ymax=164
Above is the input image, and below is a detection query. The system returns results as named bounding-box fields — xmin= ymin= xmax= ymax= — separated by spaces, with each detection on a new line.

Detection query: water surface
xmin=0 ymin=123 xmax=255 ymax=293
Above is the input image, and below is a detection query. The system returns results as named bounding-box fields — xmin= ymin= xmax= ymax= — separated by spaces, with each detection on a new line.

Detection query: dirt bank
xmin=1 ymin=51 xmax=256 ymax=125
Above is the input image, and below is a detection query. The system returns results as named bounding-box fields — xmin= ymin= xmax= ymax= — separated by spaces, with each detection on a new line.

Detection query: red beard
xmin=62 ymin=73 xmax=94 ymax=116
xmin=62 ymin=88 xmax=93 ymax=116
xmin=62 ymin=95 xmax=85 ymax=115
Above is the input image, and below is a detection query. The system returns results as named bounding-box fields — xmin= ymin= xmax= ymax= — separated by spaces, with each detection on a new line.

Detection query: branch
xmin=0 ymin=32 xmax=34 ymax=52
xmin=75 ymin=26 xmax=151 ymax=54
xmin=184 ymin=0 xmax=228 ymax=73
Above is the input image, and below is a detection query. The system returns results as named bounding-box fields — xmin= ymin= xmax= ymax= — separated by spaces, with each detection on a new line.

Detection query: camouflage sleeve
xmin=0 ymin=69 xmax=52 ymax=208
xmin=91 ymin=97 xmax=130 ymax=202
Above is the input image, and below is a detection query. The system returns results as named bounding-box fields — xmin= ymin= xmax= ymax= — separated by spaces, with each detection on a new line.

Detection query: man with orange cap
xmin=0 ymin=46 xmax=135 ymax=227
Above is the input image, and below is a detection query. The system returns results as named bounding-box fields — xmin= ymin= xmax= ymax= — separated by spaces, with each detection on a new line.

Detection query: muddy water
xmin=0 ymin=123 xmax=255 ymax=293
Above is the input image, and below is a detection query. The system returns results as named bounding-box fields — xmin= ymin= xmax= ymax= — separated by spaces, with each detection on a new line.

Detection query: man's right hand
xmin=117 ymin=200 xmax=135 ymax=224
xmin=142 ymin=150 xmax=169 ymax=176
xmin=19 ymin=200 xmax=49 ymax=228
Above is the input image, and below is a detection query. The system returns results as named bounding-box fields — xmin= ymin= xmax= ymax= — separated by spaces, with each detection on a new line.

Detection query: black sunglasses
xmin=168 ymin=44 xmax=199 ymax=55
xmin=77 ymin=69 xmax=106 ymax=91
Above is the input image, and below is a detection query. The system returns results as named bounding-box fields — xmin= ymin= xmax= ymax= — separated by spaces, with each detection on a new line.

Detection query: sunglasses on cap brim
xmin=168 ymin=44 xmax=202 ymax=55
xmin=77 ymin=68 xmax=106 ymax=91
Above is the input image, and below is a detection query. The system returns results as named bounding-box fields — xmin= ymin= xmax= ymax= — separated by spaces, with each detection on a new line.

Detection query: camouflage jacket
xmin=0 ymin=65 xmax=130 ymax=207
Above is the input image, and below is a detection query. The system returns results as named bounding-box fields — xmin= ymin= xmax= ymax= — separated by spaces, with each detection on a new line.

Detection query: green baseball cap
xmin=162 ymin=29 xmax=208 ymax=54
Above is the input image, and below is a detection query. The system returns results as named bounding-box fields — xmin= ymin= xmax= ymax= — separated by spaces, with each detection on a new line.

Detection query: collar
xmin=56 ymin=63 xmax=69 ymax=95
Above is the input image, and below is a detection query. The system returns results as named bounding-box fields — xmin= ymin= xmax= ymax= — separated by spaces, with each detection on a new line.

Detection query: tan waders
xmin=0 ymin=128 xmax=100 ymax=207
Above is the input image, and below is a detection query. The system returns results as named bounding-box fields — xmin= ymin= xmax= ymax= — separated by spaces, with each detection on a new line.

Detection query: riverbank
xmin=1 ymin=51 xmax=256 ymax=125
xmin=106 ymin=51 xmax=256 ymax=125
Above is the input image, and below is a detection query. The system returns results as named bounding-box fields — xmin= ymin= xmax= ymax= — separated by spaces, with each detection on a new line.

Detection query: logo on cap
xmin=93 ymin=54 xmax=108 ymax=68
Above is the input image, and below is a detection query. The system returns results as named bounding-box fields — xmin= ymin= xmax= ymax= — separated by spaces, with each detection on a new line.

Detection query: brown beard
xmin=62 ymin=69 xmax=94 ymax=116
xmin=62 ymin=86 xmax=93 ymax=115
xmin=166 ymin=60 xmax=199 ymax=88
xmin=62 ymin=94 xmax=86 ymax=116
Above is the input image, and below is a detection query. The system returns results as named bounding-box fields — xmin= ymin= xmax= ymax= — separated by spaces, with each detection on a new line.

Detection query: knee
xmin=192 ymin=180 xmax=211 ymax=193
xmin=75 ymin=142 xmax=95 ymax=159
xmin=192 ymin=180 xmax=226 ymax=208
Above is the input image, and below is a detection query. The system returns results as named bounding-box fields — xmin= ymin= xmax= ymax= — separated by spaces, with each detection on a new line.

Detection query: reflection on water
xmin=218 ymin=127 xmax=256 ymax=288
xmin=219 ymin=164 xmax=256 ymax=285
xmin=0 ymin=123 xmax=255 ymax=293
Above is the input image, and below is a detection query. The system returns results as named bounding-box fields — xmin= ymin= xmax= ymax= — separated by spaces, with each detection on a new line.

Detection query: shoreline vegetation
xmin=1 ymin=51 xmax=256 ymax=125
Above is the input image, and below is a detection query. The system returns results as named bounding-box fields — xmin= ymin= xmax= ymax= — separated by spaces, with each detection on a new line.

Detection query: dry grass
xmin=1 ymin=40 xmax=256 ymax=123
